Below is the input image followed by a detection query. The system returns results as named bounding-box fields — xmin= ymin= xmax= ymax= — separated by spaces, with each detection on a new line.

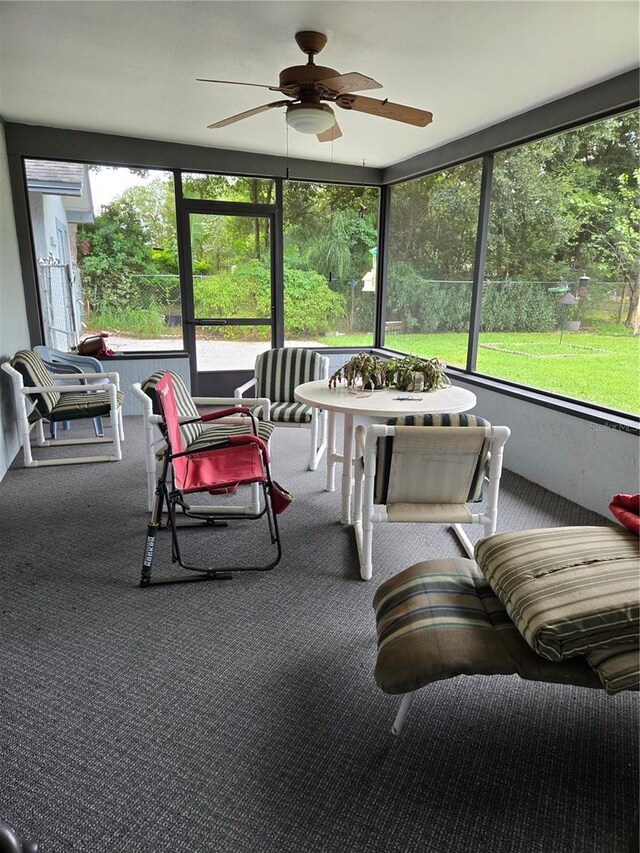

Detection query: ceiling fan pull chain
xmin=285 ymin=121 xmax=290 ymax=178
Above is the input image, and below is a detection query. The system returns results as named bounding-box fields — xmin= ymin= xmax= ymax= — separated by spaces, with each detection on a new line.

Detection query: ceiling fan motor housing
xmin=279 ymin=64 xmax=339 ymax=94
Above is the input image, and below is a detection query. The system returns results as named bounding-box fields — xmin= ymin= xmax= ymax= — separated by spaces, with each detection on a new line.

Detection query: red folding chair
xmin=141 ymin=371 xmax=284 ymax=587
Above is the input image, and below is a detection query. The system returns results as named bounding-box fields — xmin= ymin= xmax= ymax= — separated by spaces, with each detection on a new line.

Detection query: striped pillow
xmin=374 ymin=414 xmax=491 ymax=506
xmin=475 ymin=526 xmax=640 ymax=662
xmin=11 ymin=350 xmax=60 ymax=417
xmin=255 ymin=348 xmax=324 ymax=403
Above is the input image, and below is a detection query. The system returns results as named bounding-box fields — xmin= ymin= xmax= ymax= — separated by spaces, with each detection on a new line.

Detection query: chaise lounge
xmin=373 ymin=524 xmax=639 ymax=736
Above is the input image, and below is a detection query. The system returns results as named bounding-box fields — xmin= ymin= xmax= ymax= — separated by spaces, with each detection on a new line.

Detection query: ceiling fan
xmin=198 ymin=31 xmax=433 ymax=142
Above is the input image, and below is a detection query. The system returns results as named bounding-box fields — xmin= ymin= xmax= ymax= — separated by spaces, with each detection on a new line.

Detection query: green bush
xmin=193 ymin=261 xmax=346 ymax=340
xmin=385 ymin=263 xmax=472 ymax=332
xmin=481 ymin=281 xmax=557 ymax=332
xmin=384 ymin=263 xmax=558 ymax=333
xmin=284 ymin=267 xmax=346 ymax=336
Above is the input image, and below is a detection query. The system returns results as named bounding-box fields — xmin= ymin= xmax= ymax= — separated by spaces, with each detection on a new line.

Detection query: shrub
xmin=384 ymin=263 xmax=558 ymax=333
xmin=193 ymin=261 xmax=346 ymax=340
xmin=283 ymin=267 xmax=346 ymax=336
xmin=481 ymin=281 xmax=557 ymax=332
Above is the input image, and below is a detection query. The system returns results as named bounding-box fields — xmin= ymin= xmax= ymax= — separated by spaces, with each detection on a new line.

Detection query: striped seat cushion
xmin=142 ymin=370 xmax=203 ymax=447
xmin=374 ymin=416 xmax=491 ymax=506
xmin=267 ymin=401 xmax=313 ymax=424
xmin=255 ymin=348 xmax=325 ymax=403
xmin=373 ymin=558 xmax=599 ymax=695
xmin=585 ymin=646 xmax=639 ymax=694
xmin=187 ymin=420 xmax=275 ymax=452
xmin=49 ymin=390 xmax=124 ymax=422
xmin=11 ymin=350 xmax=60 ymax=416
xmin=475 ymin=526 xmax=640 ymax=662
xmin=387 ymin=414 xmax=490 ymax=428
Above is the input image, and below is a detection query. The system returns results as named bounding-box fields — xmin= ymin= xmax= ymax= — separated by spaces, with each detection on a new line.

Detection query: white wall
xmin=453 ymin=376 xmax=639 ymax=519
xmin=43 ymin=194 xmax=69 ymax=261
xmin=0 ymin=123 xmax=31 ymax=480
xmin=28 ymin=192 xmax=45 ymax=258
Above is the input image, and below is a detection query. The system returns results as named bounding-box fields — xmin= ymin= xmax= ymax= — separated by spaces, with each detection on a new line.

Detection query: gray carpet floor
xmin=0 ymin=416 xmax=637 ymax=853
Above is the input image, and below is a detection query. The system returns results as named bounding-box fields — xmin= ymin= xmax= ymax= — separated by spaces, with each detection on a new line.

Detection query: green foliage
xmin=389 ymin=161 xmax=483 ymax=279
xmin=120 ymin=178 xmax=178 ymax=270
xmin=307 ymin=209 xmax=377 ymax=284
xmin=382 ymin=355 xmax=450 ymax=391
xmin=85 ymin=305 xmax=166 ymax=338
xmin=480 ymin=281 xmax=558 ymax=332
xmin=386 ymin=113 xmax=638 ymax=330
xmin=284 ymin=267 xmax=346 ymax=336
xmin=75 ymin=112 xmax=638 ymax=344
xmin=193 ymin=260 xmax=346 ymax=340
xmin=77 ymin=199 xmax=156 ymax=310
xmin=283 ymin=182 xmax=379 ymax=333
xmin=329 ymin=353 xmax=387 ymax=389
xmin=183 ymin=174 xmax=273 ymax=204
xmin=386 ymin=263 xmax=473 ymax=332
xmin=385 ymin=264 xmax=557 ymax=333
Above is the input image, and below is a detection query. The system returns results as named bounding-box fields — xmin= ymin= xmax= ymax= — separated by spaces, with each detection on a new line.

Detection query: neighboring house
xmin=25 ymin=159 xmax=94 ymax=348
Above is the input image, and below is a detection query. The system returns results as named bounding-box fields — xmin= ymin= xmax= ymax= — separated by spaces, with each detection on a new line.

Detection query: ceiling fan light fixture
xmin=286 ymin=102 xmax=335 ymax=134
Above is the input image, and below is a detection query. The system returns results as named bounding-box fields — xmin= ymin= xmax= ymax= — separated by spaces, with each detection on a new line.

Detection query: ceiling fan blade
xmin=317 ymin=121 xmax=343 ymax=143
xmin=197 ymin=78 xmax=292 ymax=94
xmin=315 ymin=72 xmax=382 ymax=96
xmin=336 ymin=94 xmax=433 ymax=127
xmin=207 ymin=101 xmax=290 ymax=129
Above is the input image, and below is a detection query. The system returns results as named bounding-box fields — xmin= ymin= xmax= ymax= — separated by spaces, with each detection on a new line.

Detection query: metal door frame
xmin=176 ymin=185 xmax=281 ymax=394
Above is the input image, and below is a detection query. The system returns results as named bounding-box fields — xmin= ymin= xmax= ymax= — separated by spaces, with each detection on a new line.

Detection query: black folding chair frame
xmin=140 ymin=417 xmax=282 ymax=588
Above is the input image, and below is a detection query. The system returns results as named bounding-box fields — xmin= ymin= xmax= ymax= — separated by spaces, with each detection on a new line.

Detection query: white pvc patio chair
xmin=2 ymin=349 xmax=123 ymax=467
xmin=132 ymin=370 xmax=274 ymax=513
xmin=33 ymin=344 xmax=108 ymax=439
xmin=234 ymin=347 xmax=329 ymax=471
xmin=352 ymin=414 xmax=510 ymax=580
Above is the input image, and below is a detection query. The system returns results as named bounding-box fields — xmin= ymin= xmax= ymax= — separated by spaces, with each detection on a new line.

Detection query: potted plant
xmin=383 ymin=355 xmax=450 ymax=392
xmin=328 ymin=353 xmax=387 ymax=390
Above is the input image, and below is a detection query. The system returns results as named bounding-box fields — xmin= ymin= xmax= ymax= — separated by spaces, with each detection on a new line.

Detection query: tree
xmin=389 ymin=161 xmax=483 ymax=279
xmin=486 ymin=140 xmax=579 ymax=281
xmin=559 ymin=115 xmax=639 ymax=328
xmin=77 ymin=198 xmax=157 ymax=310
xmin=120 ymin=178 xmax=178 ymax=272
xmin=582 ymin=171 xmax=640 ymax=329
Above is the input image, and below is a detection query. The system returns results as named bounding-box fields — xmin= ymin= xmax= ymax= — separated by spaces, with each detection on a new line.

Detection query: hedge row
xmin=376 ymin=264 xmax=559 ymax=333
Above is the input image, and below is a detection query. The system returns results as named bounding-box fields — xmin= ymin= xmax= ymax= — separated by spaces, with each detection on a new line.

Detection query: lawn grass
xmin=321 ymin=330 xmax=640 ymax=414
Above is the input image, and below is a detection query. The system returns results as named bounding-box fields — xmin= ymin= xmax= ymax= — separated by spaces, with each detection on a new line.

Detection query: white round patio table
xmin=294 ymin=379 xmax=477 ymax=525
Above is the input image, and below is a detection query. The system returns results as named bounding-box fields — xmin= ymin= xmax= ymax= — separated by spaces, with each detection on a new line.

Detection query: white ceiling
xmin=0 ymin=1 xmax=638 ymax=169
